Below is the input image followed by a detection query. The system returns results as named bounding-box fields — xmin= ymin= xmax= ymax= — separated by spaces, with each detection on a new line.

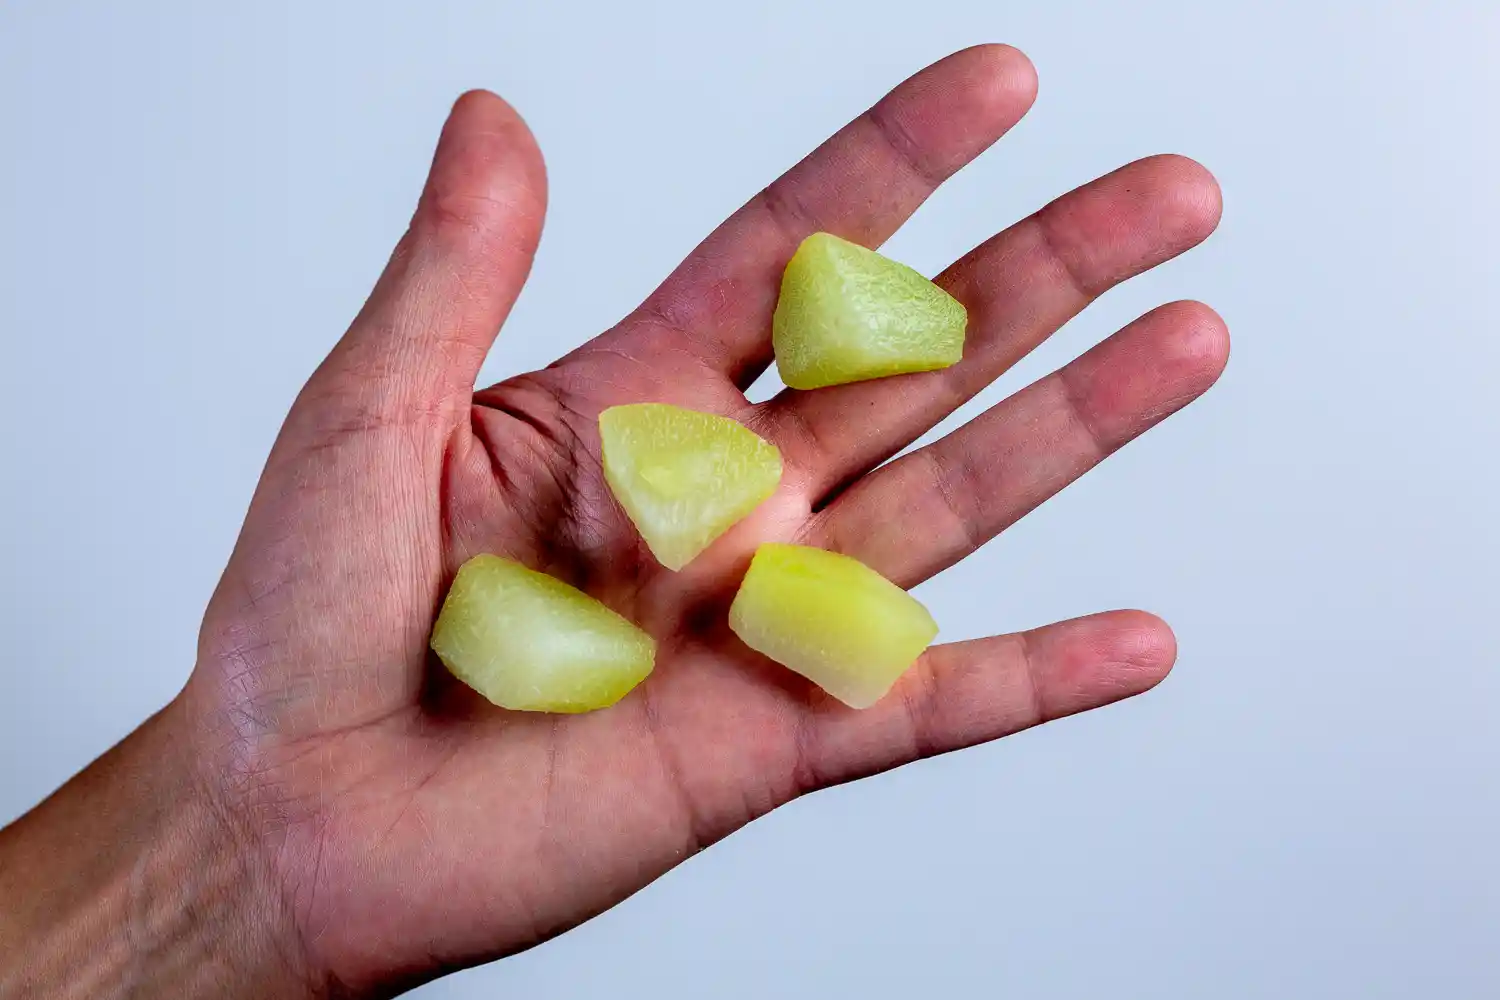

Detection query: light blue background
xmin=2 ymin=2 xmax=1496 ymax=997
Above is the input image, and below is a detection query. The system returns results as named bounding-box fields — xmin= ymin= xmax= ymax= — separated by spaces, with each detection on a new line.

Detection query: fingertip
xmin=453 ymin=88 xmax=546 ymax=178
xmin=1179 ymin=299 xmax=1232 ymax=377
xmin=444 ymin=90 xmax=543 ymax=176
xmin=1078 ymin=608 xmax=1179 ymax=699
xmin=1097 ymin=609 xmax=1178 ymax=677
xmin=1150 ymin=299 xmax=1232 ymax=386
xmin=1031 ymin=610 xmax=1178 ymax=713
xmin=1144 ymin=153 xmax=1223 ymax=240
xmin=448 ymin=88 xmax=527 ymax=136
xmin=420 ymin=89 xmax=548 ymax=254
xmin=961 ymin=43 xmax=1040 ymax=110
xmin=891 ymin=44 xmax=1039 ymax=162
xmin=451 ymin=87 xmax=504 ymax=115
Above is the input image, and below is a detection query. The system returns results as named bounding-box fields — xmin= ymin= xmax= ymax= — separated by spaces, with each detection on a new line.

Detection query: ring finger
xmin=807 ymin=299 xmax=1229 ymax=587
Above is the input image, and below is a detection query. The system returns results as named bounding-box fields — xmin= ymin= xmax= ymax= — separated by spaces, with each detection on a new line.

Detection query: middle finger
xmin=756 ymin=154 xmax=1221 ymax=502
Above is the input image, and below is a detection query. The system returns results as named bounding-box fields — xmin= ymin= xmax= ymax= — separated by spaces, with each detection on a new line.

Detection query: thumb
xmin=196 ymin=93 xmax=545 ymax=712
xmin=301 ymin=90 xmax=547 ymax=435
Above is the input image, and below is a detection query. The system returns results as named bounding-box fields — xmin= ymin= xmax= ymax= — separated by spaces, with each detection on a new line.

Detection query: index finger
xmin=590 ymin=44 xmax=1038 ymax=388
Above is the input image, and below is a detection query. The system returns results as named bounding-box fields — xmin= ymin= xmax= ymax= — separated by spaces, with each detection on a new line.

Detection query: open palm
xmin=183 ymin=46 xmax=1226 ymax=995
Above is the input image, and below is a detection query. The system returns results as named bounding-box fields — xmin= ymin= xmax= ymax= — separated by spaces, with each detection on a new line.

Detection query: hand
xmin=0 ymin=45 xmax=1226 ymax=998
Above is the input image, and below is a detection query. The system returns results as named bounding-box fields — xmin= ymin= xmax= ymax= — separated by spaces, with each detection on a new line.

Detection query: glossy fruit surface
xmin=600 ymin=403 xmax=782 ymax=570
xmin=772 ymin=232 xmax=967 ymax=390
xmin=430 ymin=554 xmax=655 ymax=713
xmin=728 ymin=543 xmax=938 ymax=709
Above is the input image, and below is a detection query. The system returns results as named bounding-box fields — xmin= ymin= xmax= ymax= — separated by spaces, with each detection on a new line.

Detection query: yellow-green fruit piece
xmin=728 ymin=543 xmax=938 ymax=709
xmin=772 ymin=232 xmax=967 ymax=390
xmin=430 ymin=555 xmax=655 ymax=713
xmin=600 ymin=403 xmax=783 ymax=571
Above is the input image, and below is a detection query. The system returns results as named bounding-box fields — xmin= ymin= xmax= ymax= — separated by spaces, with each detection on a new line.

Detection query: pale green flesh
xmin=600 ymin=403 xmax=783 ymax=571
xmin=729 ymin=543 xmax=938 ymax=709
xmin=430 ymin=555 xmax=655 ymax=713
xmin=772 ymin=232 xmax=967 ymax=390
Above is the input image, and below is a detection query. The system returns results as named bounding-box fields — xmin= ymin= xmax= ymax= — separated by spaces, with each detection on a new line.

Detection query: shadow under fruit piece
xmin=430 ymin=554 xmax=655 ymax=713
xmin=772 ymin=232 xmax=967 ymax=390
xmin=729 ymin=543 xmax=939 ymax=709
xmin=600 ymin=402 xmax=783 ymax=571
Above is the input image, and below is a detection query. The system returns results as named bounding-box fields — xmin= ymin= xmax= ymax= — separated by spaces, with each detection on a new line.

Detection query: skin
xmin=0 ymin=45 xmax=1227 ymax=999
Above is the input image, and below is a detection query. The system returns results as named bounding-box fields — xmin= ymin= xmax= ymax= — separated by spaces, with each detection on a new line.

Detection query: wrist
xmin=0 ymin=699 xmax=317 ymax=1000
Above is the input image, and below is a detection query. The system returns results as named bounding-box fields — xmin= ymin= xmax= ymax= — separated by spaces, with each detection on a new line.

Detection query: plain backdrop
xmin=2 ymin=2 xmax=1497 ymax=997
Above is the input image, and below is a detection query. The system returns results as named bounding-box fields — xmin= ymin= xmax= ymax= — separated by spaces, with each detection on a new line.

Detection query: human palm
xmin=179 ymin=46 xmax=1226 ymax=995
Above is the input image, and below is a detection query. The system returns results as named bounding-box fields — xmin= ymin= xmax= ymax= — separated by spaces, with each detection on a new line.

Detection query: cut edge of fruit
xmin=428 ymin=553 xmax=657 ymax=714
xmin=772 ymin=231 xmax=968 ymax=390
xmin=727 ymin=543 xmax=939 ymax=710
xmin=598 ymin=402 xmax=784 ymax=571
